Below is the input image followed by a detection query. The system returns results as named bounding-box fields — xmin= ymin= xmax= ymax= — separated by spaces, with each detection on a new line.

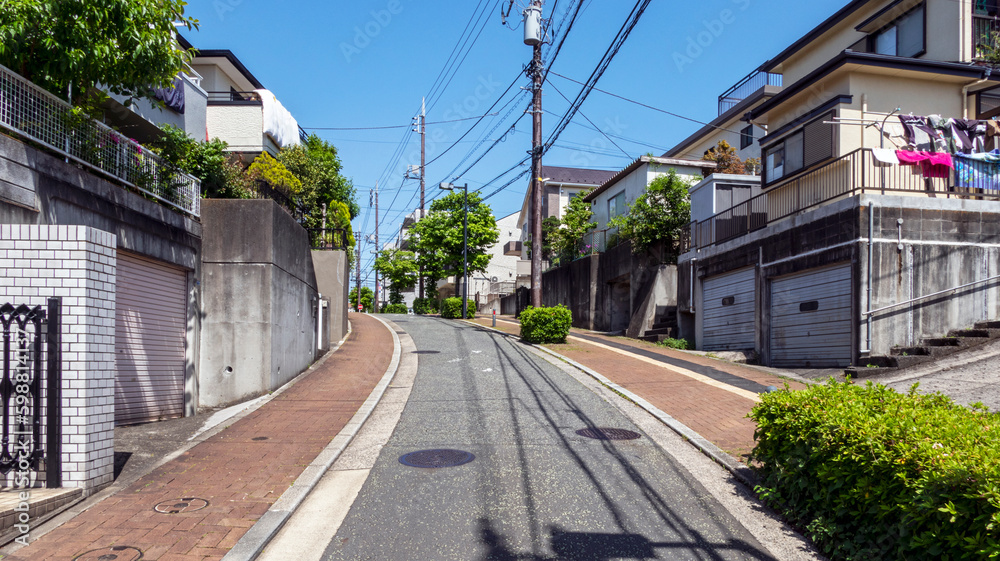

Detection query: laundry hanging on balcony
xmin=255 ymin=89 xmax=301 ymax=148
xmin=954 ymin=150 xmax=1000 ymax=190
xmin=896 ymin=150 xmax=954 ymax=178
xmin=898 ymin=114 xmax=988 ymax=154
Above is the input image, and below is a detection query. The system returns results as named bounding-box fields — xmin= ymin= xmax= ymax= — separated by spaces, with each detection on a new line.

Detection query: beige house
xmin=677 ymin=0 xmax=1000 ymax=368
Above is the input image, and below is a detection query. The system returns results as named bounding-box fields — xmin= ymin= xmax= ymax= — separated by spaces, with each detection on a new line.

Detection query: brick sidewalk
xmin=8 ymin=313 xmax=393 ymax=561
xmin=470 ymin=316 xmax=805 ymax=460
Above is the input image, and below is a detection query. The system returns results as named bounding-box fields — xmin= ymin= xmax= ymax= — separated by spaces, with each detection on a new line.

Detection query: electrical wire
xmin=546 ymin=78 xmax=630 ymax=157
xmin=303 ymin=113 xmax=500 ymax=131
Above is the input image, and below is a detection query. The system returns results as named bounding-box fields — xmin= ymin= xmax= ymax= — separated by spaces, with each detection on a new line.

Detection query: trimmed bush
xmin=750 ymin=380 xmax=1000 ymax=561
xmin=519 ymin=305 xmax=572 ymax=344
xmin=412 ymin=297 xmax=437 ymax=315
xmin=440 ymin=297 xmax=474 ymax=319
xmin=382 ymin=303 xmax=408 ymax=314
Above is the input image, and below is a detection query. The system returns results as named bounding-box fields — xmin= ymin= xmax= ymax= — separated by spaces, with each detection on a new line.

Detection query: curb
xmin=463 ymin=319 xmax=759 ymax=489
xmin=221 ymin=315 xmax=403 ymax=561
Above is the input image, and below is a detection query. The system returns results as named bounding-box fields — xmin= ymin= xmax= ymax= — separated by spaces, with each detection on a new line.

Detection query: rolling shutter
xmin=114 ymin=252 xmax=187 ymax=425
xmin=770 ymin=263 xmax=853 ymax=368
xmin=702 ymin=267 xmax=756 ymax=351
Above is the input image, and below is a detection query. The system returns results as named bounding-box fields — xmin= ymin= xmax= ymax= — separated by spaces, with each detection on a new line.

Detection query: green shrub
xmin=381 ymin=303 xmax=408 ymax=314
xmin=750 ymin=380 xmax=1000 ymax=561
xmin=519 ymin=305 xmax=572 ymax=344
xmin=440 ymin=297 xmax=474 ymax=319
xmin=412 ymin=297 xmax=437 ymax=315
xmin=656 ymin=337 xmax=690 ymax=350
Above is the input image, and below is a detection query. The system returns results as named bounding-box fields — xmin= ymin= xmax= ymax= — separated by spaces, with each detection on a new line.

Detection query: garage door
xmin=115 ymin=252 xmax=187 ymax=425
xmin=770 ymin=263 xmax=853 ymax=368
xmin=702 ymin=267 xmax=756 ymax=351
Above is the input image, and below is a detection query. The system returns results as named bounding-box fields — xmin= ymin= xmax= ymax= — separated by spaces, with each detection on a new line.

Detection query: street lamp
xmin=439 ymin=181 xmax=468 ymax=319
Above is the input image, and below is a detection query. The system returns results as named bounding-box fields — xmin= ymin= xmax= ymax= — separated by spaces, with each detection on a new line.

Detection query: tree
xmin=375 ymin=249 xmax=417 ymax=305
xmin=550 ymin=190 xmax=596 ymax=263
xmin=0 ymin=0 xmax=197 ymax=105
xmin=248 ymin=152 xmax=302 ymax=195
xmin=150 ymin=125 xmax=233 ymax=198
xmin=279 ymin=134 xmax=359 ymax=226
xmin=703 ymin=140 xmax=746 ymax=175
xmin=409 ymin=191 xmax=499 ymax=293
xmin=349 ymin=286 xmax=374 ymax=313
xmin=608 ymin=170 xmax=692 ymax=262
xmin=540 ymin=216 xmax=561 ymax=261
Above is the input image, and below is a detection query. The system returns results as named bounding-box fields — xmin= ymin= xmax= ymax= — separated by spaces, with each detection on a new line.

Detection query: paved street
xmin=320 ymin=315 xmax=774 ymax=560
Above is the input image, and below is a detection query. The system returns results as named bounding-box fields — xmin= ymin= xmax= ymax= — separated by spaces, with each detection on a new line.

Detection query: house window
xmin=762 ymin=111 xmax=835 ymax=185
xmin=609 ymin=191 xmax=626 ymax=219
xmin=740 ymin=125 xmax=754 ymax=150
xmin=872 ymin=4 xmax=925 ymax=58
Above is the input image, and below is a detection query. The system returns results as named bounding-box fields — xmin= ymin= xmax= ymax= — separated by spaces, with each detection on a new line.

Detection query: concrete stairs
xmin=638 ymin=306 xmax=678 ymax=343
xmin=846 ymin=321 xmax=1000 ymax=378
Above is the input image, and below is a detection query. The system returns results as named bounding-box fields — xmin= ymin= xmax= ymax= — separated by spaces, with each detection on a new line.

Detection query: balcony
xmin=684 ymin=148 xmax=1000 ymax=251
xmin=974 ymin=12 xmax=1000 ymax=57
xmin=718 ymin=70 xmax=782 ymax=115
xmin=206 ymin=90 xmax=303 ymax=157
xmin=503 ymin=241 xmax=522 ymax=256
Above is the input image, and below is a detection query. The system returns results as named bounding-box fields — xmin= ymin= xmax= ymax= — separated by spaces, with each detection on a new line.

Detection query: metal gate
xmin=0 ymin=299 xmax=61 ymax=488
xmin=770 ymin=263 xmax=853 ymax=368
xmin=702 ymin=267 xmax=756 ymax=351
xmin=114 ymin=253 xmax=187 ymax=425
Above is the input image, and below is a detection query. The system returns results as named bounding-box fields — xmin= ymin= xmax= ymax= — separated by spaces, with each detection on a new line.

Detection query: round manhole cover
xmin=399 ymin=449 xmax=475 ymax=468
xmin=153 ymin=497 xmax=209 ymax=514
xmin=576 ymin=428 xmax=642 ymax=441
xmin=72 ymin=546 xmax=143 ymax=561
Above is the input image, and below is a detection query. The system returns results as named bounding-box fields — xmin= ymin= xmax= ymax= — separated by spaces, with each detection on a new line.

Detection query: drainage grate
xmin=411 ymin=350 xmax=440 ymax=354
xmin=399 ymin=449 xmax=475 ymax=468
xmin=252 ymin=436 xmax=269 ymax=441
xmin=576 ymin=428 xmax=642 ymax=441
xmin=153 ymin=497 xmax=209 ymax=514
xmin=73 ymin=545 xmax=143 ymax=561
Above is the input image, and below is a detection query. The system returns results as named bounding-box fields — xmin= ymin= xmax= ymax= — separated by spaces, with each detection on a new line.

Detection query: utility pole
xmin=418 ymin=99 xmax=427 ymax=299
xmin=525 ymin=0 xmax=544 ymax=308
xmin=372 ymin=182 xmax=380 ymax=313
xmin=355 ymin=230 xmax=362 ymax=312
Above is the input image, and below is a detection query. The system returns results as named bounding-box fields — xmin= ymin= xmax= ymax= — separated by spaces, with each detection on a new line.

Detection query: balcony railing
xmin=0 ymin=63 xmax=201 ymax=217
xmin=718 ymin=70 xmax=782 ymax=115
xmin=206 ymin=90 xmax=262 ymax=104
xmin=307 ymin=228 xmax=348 ymax=251
xmin=683 ymin=148 xmax=1000 ymax=252
xmin=974 ymin=13 xmax=1000 ymax=57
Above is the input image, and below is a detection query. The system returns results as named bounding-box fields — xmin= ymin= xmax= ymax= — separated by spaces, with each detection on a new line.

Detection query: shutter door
xmin=770 ymin=263 xmax=853 ymax=368
xmin=702 ymin=267 xmax=756 ymax=351
xmin=115 ymin=252 xmax=187 ymax=425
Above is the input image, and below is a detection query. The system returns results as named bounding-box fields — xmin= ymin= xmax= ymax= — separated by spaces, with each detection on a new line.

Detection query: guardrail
xmin=684 ymin=148 xmax=1000 ymax=251
xmin=974 ymin=13 xmax=1000 ymax=56
xmin=717 ymin=70 xmax=782 ymax=115
xmin=0 ymin=63 xmax=201 ymax=217
xmin=307 ymin=228 xmax=348 ymax=250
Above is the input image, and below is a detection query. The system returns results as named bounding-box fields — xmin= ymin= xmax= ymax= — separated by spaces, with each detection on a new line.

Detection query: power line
xmin=303 ymin=113 xmax=499 ymax=131
xmin=546 ymin=78 xmax=630 ymax=158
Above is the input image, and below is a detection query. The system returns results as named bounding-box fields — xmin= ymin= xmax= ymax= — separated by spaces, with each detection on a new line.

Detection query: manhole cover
xmin=399 ymin=449 xmax=475 ymax=468
xmin=153 ymin=497 xmax=209 ymax=514
xmin=252 ymin=436 xmax=269 ymax=441
xmin=576 ymin=428 xmax=642 ymax=441
xmin=72 ymin=546 xmax=143 ymax=561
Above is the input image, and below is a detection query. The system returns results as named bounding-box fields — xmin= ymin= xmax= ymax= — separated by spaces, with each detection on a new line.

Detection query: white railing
xmin=0 ymin=63 xmax=200 ymax=217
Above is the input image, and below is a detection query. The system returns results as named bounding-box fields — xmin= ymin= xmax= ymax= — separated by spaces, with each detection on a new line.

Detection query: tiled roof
xmin=540 ymin=165 xmax=617 ymax=186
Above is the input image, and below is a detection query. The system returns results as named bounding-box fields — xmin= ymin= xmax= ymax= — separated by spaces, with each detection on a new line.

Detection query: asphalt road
xmin=320 ymin=316 xmax=774 ymax=561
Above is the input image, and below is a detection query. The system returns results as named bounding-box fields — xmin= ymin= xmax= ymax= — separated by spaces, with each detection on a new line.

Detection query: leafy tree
xmin=247 ymin=152 xmax=302 ymax=194
xmin=608 ymin=170 xmax=692 ymax=262
xmin=375 ymin=249 xmax=417 ymax=305
xmin=703 ymin=140 xmax=746 ymax=175
xmin=349 ymin=286 xmax=374 ymax=313
xmin=550 ymin=190 xmax=596 ymax=262
xmin=540 ymin=216 xmax=561 ymax=261
xmin=149 ymin=125 xmax=235 ymax=198
xmin=279 ymin=134 xmax=359 ymax=226
xmin=410 ymin=191 xmax=499 ymax=293
xmin=0 ymin=0 xmax=197 ymax=104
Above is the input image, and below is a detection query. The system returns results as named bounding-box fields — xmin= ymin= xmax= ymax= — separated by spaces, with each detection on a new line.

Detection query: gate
xmin=0 ymin=298 xmax=62 ymax=488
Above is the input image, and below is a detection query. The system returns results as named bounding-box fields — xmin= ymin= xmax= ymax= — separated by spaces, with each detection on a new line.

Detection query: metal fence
xmin=307 ymin=228 xmax=349 ymax=250
xmin=974 ymin=13 xmax=1000 ymax=56
xmin=685 ymin=148 xmax=1000 ymax=251
xmin=247 ymin=179 xmax=305 ymax=221
xmin=718 ymin=70 xmax=783 ymax=115
xmin=0 ymin=299 xmax=62 ymax=488
xmin=0 ymin=63 xmax=201 ymax=217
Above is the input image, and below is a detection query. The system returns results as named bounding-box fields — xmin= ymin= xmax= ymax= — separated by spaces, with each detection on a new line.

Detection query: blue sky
xmin=184 ymin=0 xmax=845 ymax=289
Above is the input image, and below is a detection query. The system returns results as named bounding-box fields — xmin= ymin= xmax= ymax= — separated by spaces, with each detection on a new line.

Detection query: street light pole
xmin=440 ymin=182 xmax=470 ymax=319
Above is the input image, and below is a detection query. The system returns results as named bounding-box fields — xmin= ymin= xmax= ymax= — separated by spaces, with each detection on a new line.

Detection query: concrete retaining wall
xmin=200 ymin=199 xmax=319 ymax=408
xmin=312 ymin=250 xmax=350 ymax=345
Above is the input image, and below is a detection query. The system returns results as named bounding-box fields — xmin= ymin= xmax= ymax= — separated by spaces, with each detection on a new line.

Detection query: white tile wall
xmin=0 ymin=225 xmax=116 ymax=492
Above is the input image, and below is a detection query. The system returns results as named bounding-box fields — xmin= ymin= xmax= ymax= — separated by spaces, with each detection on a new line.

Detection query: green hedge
xmin=440 ymin=297 xmax=474 ymax=319
xmin=750 ymin=380 xmax=1000 ymax=561
xmin=412 ymin=297 xmax=437 ymax=315
xmin=519 ymin=305 xmax=572 ymax=344
xmin=381 ymin=303 xmax=408 ymax=314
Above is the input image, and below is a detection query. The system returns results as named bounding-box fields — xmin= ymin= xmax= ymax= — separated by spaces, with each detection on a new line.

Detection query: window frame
xmin=761 ymin=111 xmax=836 ymax=187
xmin=740 ymin=124 xmax=754 ymax=150
xmin=608 ymin=190 xmax=627 ymax=220
xmin=870 ymin=3 xmax=926 ymax=59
